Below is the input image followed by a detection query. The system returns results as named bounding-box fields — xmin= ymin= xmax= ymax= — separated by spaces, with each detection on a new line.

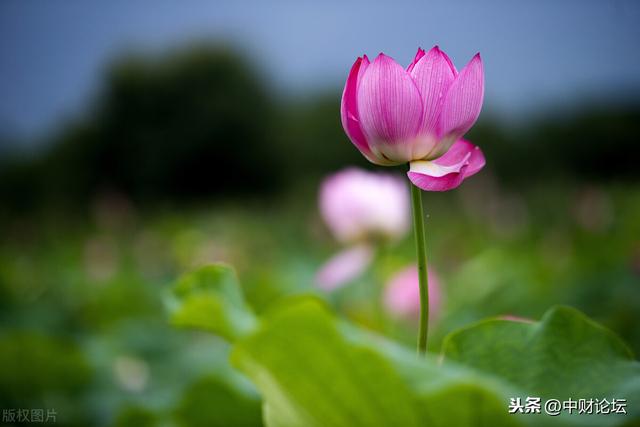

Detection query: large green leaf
xmin=231 ymin=297 xmax=422 ymax=427
xmin=339 ymin=322 xmax=523 ymax=427
xmin=169 ymin=264 xmax=256 ymax=341
xmin=442 ymin=306 xmax=640 ymax=426
xmin=231 ymin=297 xmax=520 ymax=427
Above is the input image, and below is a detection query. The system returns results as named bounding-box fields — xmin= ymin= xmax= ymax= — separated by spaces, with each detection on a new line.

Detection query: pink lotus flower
xmin=383 ymin=265 xmax=441 ymax=323
xmin=319 ymin=168 xmax=410 ymax=244
xmin=315 ymin=244 xmax=374 ymax=291
xmin=316 ymin=168 xmax=410 ymax=290
xmin=341 ymin=46 xmax=486 ymax=191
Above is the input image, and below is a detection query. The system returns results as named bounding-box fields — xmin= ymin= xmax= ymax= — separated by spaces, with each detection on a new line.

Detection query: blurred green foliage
xmin=113 ymin=406 xmax=157 ymax=427
xmin=0 ymin=332 xmax=91 ymax=422
xmin=0 ymin=45 xmax=282 ymax=212
xmin=169 ymin=264 xmax=257 ymax=340
xmin=468 ymin=107 xmax=640 ymax=185
xmin=173 ymin=376 xmax=262 ymax=427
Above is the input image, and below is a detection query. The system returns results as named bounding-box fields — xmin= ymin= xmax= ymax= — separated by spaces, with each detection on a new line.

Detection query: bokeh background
xmin=1 ymin=1 xmax=639 ymax=426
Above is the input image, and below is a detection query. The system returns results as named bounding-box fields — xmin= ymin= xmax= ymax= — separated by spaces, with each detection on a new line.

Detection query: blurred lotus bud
xmin=383 ymin=265 xmax=441 ymax=323
xmin=315 ymin=244 xmax=374 ymax=291
xmin=319 ymin=168 xmax=410 ymax=244
xmin=498 ymin=315 xmax=534 ymax=323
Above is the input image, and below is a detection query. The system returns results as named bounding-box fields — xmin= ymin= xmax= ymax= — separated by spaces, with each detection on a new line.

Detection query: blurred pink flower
xmin=315 ymin=244 xmax=374 ymax=291
xmin=383 ymin=265 xmax=441 ymax=322
xmin=498 ymin=315 xmax=535 ymax=324
xmin=319 ymin=168 xmax=410 ymax=244
xmin=341 ymin=46 xmax=485 ymax=191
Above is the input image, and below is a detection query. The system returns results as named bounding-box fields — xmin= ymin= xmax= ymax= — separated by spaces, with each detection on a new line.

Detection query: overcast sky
xmin=1 ymin=0 xmax=639 ymax=142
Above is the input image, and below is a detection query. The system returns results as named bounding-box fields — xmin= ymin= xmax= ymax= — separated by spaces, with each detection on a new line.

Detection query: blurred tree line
xmin=0 ymin=44 xmax=639 ymax=215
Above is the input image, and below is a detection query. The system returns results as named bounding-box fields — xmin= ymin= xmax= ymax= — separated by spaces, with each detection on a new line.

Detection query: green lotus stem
xmin=410 ymin=183 xmax=429 ymax=355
